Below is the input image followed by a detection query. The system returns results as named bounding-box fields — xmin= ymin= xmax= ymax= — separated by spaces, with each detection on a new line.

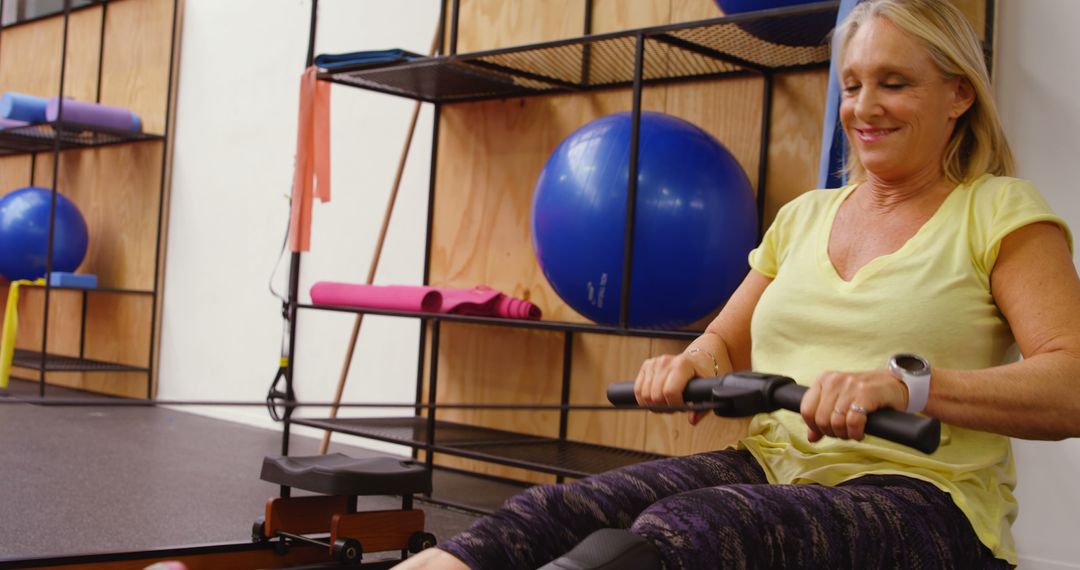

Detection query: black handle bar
xmin=607 ymin=371 xmax=940 ymax=454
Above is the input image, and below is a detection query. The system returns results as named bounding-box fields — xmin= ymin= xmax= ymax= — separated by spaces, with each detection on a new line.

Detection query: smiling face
xmin=839 ymin=16 xmax=974 ymax=185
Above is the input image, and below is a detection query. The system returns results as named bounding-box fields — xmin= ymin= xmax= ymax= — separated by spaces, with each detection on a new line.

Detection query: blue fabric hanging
xmin=817 ymin=0 xmax=863 ymax=189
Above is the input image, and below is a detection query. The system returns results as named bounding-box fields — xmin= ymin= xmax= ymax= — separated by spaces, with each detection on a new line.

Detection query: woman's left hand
xmin=800 ymin=369 xmax=910 ymax=442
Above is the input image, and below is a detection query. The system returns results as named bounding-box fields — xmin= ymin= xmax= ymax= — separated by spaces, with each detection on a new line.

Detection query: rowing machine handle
xmin=607 ymin=372 xmax=940 ymax=454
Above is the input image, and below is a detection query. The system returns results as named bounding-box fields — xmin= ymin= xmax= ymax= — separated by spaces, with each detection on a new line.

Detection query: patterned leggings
xmin=440 ymin=449 xmax=1010 ymax=569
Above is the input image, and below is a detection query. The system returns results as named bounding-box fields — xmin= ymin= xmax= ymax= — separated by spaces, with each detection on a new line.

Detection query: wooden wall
xmin=0 ymin=0 xmax=178 ymax=398
xmin=423 ymin=0 xmax=988 ymax=483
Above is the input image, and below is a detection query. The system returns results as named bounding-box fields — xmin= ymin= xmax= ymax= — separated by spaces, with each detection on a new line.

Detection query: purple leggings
xmin=440 ymin=449 xmax=1010 ymax=569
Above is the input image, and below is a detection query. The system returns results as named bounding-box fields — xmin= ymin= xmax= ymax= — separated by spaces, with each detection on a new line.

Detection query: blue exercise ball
xmin=0 ymin=186 xmax=89 ymax=281
xmin=716 ymin=0 xmax=835 ymax=47
xmin=531 ymin=111 xmax=757 ymax=329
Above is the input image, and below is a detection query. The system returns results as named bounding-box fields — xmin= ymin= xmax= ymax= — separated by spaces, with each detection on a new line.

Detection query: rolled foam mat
xmin=46 ymin=97 xmax=142 ymax=132
xmin=0 ymin=92 xmax=48 ymax=122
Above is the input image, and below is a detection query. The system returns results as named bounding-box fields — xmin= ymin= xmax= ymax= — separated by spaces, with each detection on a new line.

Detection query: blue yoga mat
xmin=314 ymin=49 xmax=420 ymax=70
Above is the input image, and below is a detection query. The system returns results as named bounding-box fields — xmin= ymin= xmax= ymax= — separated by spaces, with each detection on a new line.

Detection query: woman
xmin=398 ymin=0 xmax=1080 ymax=567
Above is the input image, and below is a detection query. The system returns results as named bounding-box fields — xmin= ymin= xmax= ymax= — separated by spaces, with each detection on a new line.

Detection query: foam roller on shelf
xmin=46 ymin=97 xmax=143 ymax=132
xmin=0 ymin=92 xmax=48 ymax=122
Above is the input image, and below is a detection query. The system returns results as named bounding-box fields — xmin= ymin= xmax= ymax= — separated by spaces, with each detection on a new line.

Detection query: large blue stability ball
xmin=531 ymin=111 xmax=757 ymax=329
xmin=716 ymin=0 xmax=835 ymax=47
xmin=0 ymin=186 xmax=89 ymax=281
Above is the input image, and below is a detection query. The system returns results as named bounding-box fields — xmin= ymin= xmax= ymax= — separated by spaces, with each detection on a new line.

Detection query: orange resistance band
xmin=287 ymin=65 xmax=331 ymax=253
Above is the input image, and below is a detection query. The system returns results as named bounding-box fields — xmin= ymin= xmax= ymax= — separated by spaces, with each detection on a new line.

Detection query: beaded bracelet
xmin=686 ymin=348 xmax=720 ymax=376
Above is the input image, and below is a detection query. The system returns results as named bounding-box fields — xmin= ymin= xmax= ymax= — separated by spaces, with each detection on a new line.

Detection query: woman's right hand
xmin=634 ymin=351 xmax=718 ymax=426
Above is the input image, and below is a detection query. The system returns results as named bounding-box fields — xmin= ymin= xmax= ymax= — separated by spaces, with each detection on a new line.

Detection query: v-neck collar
xmin=818 ymin=181 xmax=963 ymax=289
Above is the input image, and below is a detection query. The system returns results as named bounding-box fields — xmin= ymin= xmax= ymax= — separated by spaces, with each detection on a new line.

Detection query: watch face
xmin=894 ymin=354 xmax=929 ymax=374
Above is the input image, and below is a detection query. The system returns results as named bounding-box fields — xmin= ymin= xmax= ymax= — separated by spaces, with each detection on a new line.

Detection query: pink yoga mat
xmin=310 ymin=283 xmax=542 ymax=320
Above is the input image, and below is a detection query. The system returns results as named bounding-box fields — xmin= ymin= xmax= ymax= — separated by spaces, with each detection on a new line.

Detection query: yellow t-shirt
xmin=741 ymin=174 xmax=1070 ymax=565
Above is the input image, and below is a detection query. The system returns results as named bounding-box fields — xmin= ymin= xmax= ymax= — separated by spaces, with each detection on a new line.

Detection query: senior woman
xmin=397 ymin=0 xmax=1080 ymax=568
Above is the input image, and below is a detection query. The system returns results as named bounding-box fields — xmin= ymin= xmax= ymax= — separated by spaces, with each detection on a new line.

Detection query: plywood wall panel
xmin=575 ymin=0 xmax=720 ymax=35
xmin=24 ymin=143 xmax=163 ymax=291
xmin=64 ymin=6 xmax=105 ymax=103
xmin=433 ymin=323 xmax=563 ymax=435
xmin=565 ymin=334 xmax=653 ymax=450
xmin=951 ymin=0 xmax=987 ymax=40
xmin=662 ymin=77 xmax=764 ymax=190
xmin=56 ymin=143 xmax=164 ymax=290
xmin=0 ymin=7 xmax=103 ymax=101
xmin=0 ymin=17 xmax=64 ymax=96
xmin=11 ymin=288 xmax=82 ymax=354
xmin=99 ymin=0 xmax=174 ymax=133
xmin=430 ymin=322 xmax=563 ymax=483
xmin=763 ymin=69 xmax=828 ymax=227
xmin=0 ymin=155 xmax=32 ymax=191
xmin=670 ymin=0 xmax=726 ymax=24
xmin=446 ymin=0 xmax=585 ymax=54
xmin=591 ymin=0 xmax=671 ymax=33
xmin=20 ymin=369 xmax=148 ymax=398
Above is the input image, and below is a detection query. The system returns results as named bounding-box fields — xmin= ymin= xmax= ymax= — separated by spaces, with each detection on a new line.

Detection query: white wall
xmin=160 ymin=0 xmax=1080 ymax=565
xmin=160 ymin=0 xmax=438 ymax=453
xmin=996 ymin=1 xmax=1080 ymax=568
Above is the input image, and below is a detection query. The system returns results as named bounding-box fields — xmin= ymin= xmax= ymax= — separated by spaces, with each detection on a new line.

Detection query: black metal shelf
xmin=299 ymin=302 xmax=701 ymax=340
xmin=282 ymin=2 xmax=842 ymax=487
xmin=291 ymin=416 xmax=664 ymax=479
xmin=318 ymin=1 xmax=837 ymax=103
xmin=11 ymin=349 xmax=149 ymax=373
xmin=21 ymin=283 xmax=154 ymax=295
xmin=0 ymin=121 xmax=163 ymax=156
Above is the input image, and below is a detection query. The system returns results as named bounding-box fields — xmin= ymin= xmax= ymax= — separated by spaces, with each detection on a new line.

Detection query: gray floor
xmin=0 ymin=379 xmax=519 ymax=561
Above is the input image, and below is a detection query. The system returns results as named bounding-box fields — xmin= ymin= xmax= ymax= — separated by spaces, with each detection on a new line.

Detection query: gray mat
xmin=0 ymin=379 xmax=510 ymax=560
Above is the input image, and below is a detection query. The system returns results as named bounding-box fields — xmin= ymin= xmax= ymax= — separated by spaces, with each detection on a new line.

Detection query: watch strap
xmin=900 ymin=371 xmax=930 ymax=414
xmin=889 ymin=354 xmax=931 ymax=414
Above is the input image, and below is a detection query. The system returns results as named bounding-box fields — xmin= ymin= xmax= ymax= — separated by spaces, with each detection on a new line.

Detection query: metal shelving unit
xmin=11 ymin=349 xmax=149 ymax=373
xmin=299 ymin=303 xmax=700 ymax=341
xmin=0 ymin=0 xmax=180 ymax=398
xmin=318 ymin=3 xmax=836 ymax=103
xmin=292 ymin=416 xmax=665 ymax=480
xmin=0 ymin=121 xmax=163 ymax=156
xmin=280 ymin=0 xmax=839 ymax=505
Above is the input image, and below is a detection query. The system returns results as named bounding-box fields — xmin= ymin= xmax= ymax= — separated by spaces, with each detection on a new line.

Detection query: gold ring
xmin=849 ymin=403 xmax=868 ymax=415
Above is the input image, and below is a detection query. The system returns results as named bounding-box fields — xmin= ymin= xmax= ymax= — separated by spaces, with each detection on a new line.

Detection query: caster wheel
xmin=408 ymin=531 xmax=437 ymax=553
xmin=333 ymin=538 xmax=363 ymax=564
xmin=251 ymin=518 xmax=267 ymax=543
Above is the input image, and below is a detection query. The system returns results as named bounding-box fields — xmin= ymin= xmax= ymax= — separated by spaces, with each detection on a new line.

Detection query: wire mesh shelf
xmin=11 ymin=349 xmax=150 ymax=373
xmin=319 ymin=2 xmax=837 ymax=103
xmin=0 ymin=121 xmax=164 ymax=156
xmin=20 ymin=283 xmax=154 ymax=295
xmin=298 ymin=303 xmax=701 ymax=340
xmin=292 ymin=416 xmax=665 ymax=479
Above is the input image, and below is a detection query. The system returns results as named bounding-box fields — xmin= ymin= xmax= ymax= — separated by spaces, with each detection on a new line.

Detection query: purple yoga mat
xmin=46 ymin=98 xmax=142 ymax=132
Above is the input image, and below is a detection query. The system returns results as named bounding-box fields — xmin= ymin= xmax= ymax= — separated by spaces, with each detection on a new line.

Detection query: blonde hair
xmin=834 ymin=0 xmax=1014 ymax=183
